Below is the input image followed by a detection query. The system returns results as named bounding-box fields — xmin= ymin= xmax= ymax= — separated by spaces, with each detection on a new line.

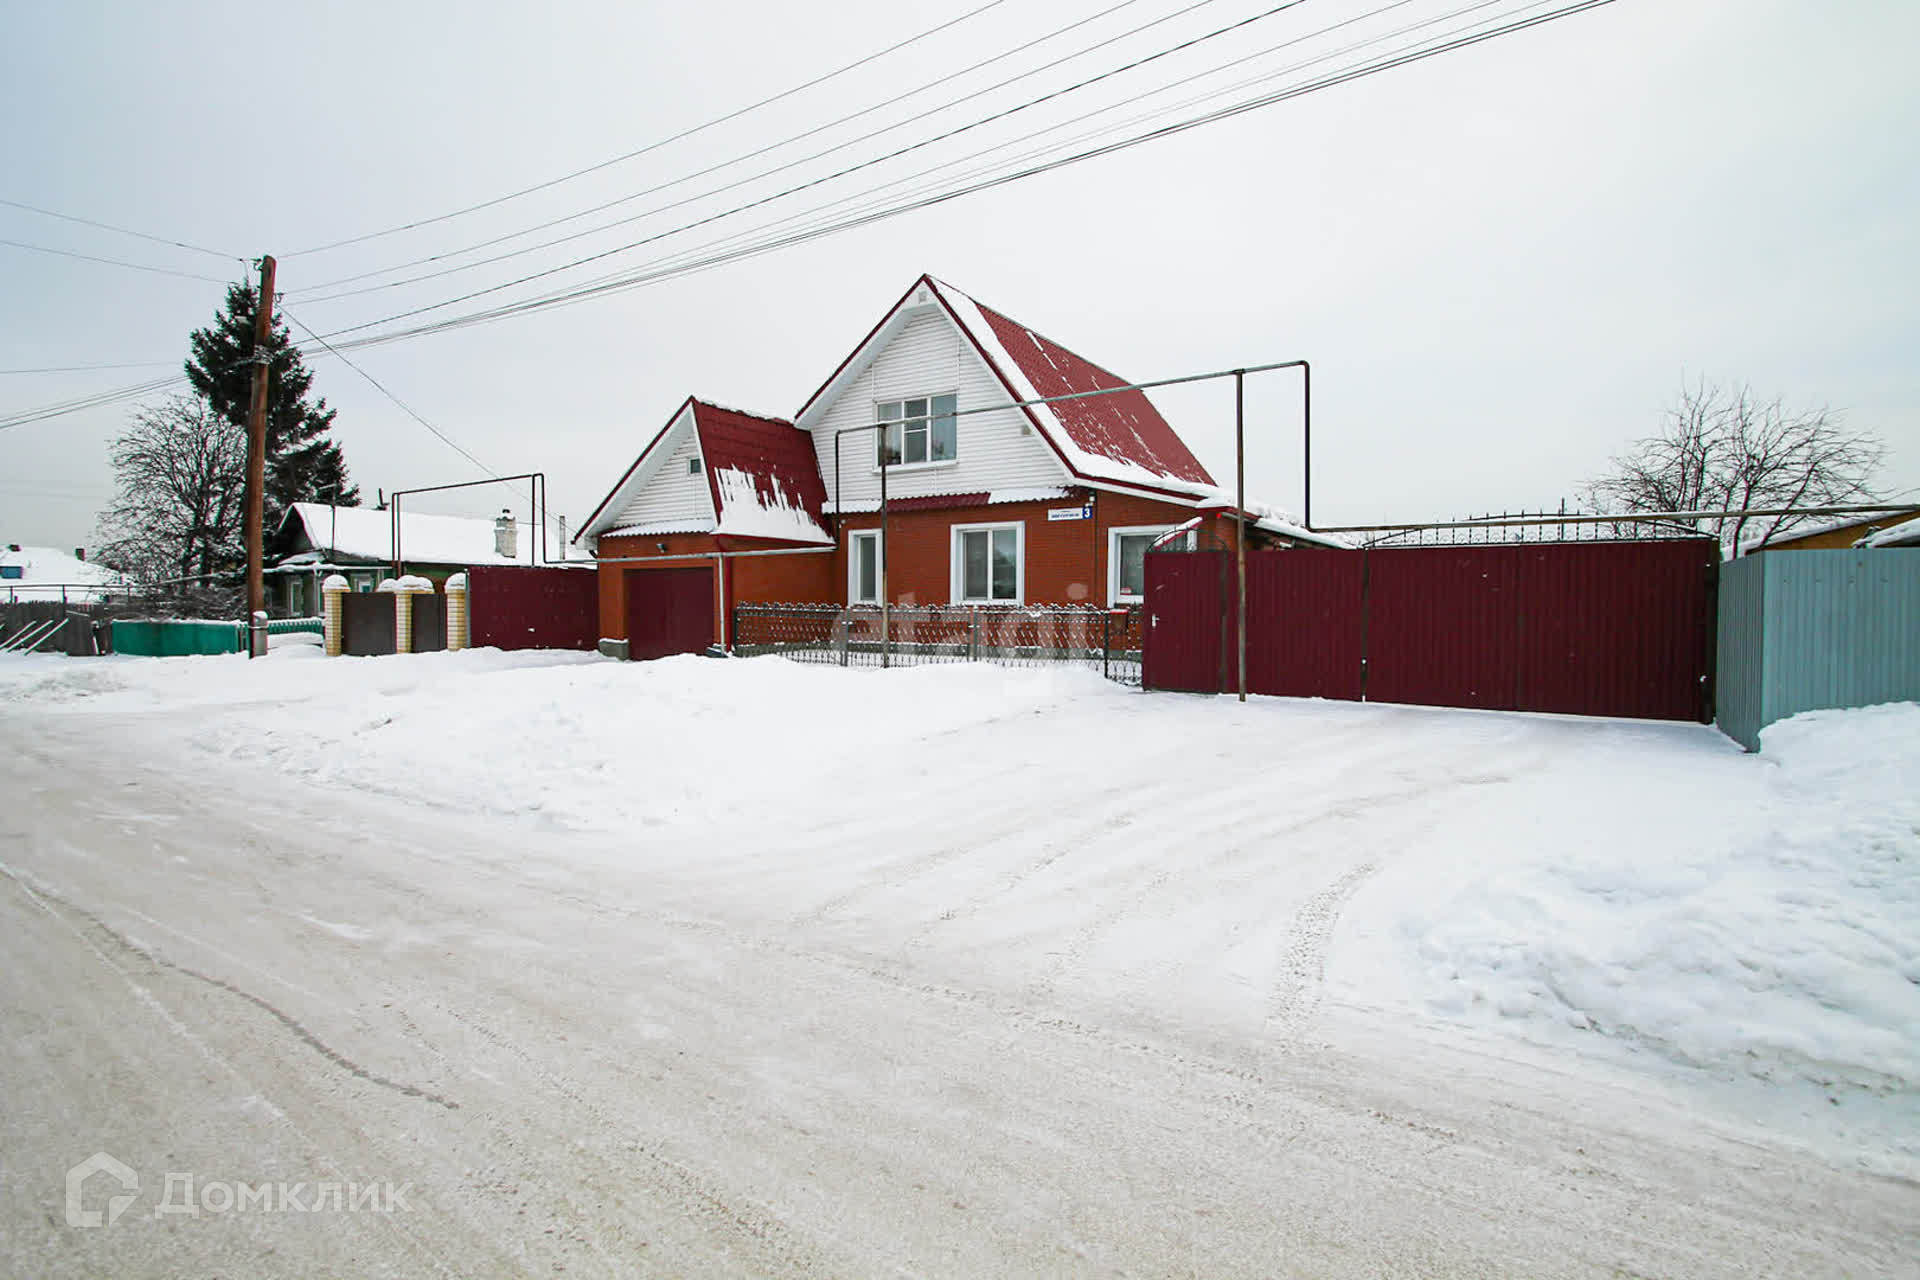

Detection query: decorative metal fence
xmin=733 ymin=603 xmax=1145 ymax=685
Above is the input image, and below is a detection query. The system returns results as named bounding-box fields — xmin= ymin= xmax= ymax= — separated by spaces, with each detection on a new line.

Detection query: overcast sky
xmin=3 ymin=0 xmax=1915 ymax=551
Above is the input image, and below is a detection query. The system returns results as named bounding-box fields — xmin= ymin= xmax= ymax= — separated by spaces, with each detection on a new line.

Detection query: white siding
xmin=611 ymin=419 xmax=715 ymax=531
xmin=809 ymin=306 xmax=1068 ymax=509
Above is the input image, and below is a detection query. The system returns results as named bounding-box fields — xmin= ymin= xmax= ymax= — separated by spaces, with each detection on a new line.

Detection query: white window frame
xmin=874 ymin=391 xmax=960 ymax=471
xmin=950 ymin=521 xmax=1024 ymax=605
xmin=848 ymin=529 xmax=883 ymax=605
xmin=1108 ymin=525 xmax=1191 ymax=605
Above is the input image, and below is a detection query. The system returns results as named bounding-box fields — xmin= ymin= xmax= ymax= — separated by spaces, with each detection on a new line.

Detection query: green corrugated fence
xmin=110 ymin=617 xmax=322 ymax=657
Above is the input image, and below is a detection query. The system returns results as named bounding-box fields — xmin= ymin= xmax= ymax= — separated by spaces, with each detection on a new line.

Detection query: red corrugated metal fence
xmin=1142 ymin=541 xmax=1717 ymax=721
xmin=469 ymin=566 xmax=599 ymax=651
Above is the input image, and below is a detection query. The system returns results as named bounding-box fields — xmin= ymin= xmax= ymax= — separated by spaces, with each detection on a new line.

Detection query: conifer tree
xmin=184 ymin=281 xmax=359 ymax=526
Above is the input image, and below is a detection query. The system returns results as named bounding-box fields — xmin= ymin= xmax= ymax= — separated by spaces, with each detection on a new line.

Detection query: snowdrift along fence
xmin=1144 ymin=541 xmax=1720 ymax=721
xmin=734 ymin=603 xmax=1145 ymax=684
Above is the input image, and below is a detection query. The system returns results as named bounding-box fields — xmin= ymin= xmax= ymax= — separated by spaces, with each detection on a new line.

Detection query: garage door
xmin=624 ymin=567 xmax=715 ymax=661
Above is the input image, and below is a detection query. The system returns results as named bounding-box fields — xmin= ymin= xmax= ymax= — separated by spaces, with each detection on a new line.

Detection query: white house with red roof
xmin=578 ymin=274 xmax=1335 ymax=658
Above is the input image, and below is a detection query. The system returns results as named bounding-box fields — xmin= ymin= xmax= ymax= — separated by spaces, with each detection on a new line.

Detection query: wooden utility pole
xmin=244 ymin=255 xmax=277 ymax=658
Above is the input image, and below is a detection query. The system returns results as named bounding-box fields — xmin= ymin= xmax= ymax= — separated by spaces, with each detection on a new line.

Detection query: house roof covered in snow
xmin=579 ymin=399 xmax=832 ymax=544
xmin=1862 ymin=513 xmax=1920 ymax=548
xmin=0 ymin=544 xmax=127 ymax=601
xmin=273 ymin=503 xmax=529 ymax=567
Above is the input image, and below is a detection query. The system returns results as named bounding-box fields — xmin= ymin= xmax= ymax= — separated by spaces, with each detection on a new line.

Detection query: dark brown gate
xmin=469 ymin=566 xmax=598 ymax=651
xmin=625 ymin=567 xmax=715 ymax=662
xmin=340 ymin=591 xmax=396 ymax=656
xmin=409 ymin=593 xmax=447 ymax=652
xmin=1143 ymin=540 xmax=1717 ymax=722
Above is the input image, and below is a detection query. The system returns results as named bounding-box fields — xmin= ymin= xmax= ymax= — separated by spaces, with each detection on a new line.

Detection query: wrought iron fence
xmin=1355 ymin=504 xmax=1718 ymax=547
xmin=733 ymin=603 xmax=1145 ymax=685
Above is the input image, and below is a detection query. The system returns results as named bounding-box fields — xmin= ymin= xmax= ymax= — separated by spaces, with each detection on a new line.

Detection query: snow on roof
xmin=932 ymin=278 xmax=1214 ymax=491
xmin=1863 ymin=514 xmax=1920 ymax=548
xmin=0 ymin=545 xmax=127 ymax=601
xmin=693 ymin=402 xmax=832 ymax=544
xmin=281 ymin=503 xmax=526 ymax=566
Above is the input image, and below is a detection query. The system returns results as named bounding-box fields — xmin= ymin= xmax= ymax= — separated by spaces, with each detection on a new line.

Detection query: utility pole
xmin=244 ymin=254 xmax=277 ymax=658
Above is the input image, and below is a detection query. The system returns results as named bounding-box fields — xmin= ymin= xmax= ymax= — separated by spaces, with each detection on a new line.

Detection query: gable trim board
xmin=580 ymin=399 xmax=831 ymax=546
xmin=793 ymin=274 xmax=1226 ymax=513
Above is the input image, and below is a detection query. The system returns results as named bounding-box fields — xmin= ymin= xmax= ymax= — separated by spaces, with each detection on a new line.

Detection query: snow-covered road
xmin=2 ymin=650 xmax=1915 ymax=1276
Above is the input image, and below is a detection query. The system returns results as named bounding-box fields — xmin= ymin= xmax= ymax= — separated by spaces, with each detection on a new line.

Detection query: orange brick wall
xmin=595 ymin=492 xmax=1235 ymax=651
xmin=595 ymin=532 xmax=835 ymax=647
xmin=834 ymin=490 xmax=1213 ymax=607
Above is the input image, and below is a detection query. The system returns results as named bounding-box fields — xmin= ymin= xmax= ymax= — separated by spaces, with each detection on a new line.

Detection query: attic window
xmin=688 ymin=457 xmax=702 ymax=475
xmin=877 ymin=394 xmax=957 ymax=466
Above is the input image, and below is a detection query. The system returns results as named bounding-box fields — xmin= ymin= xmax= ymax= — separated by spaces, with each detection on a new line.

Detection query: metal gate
xmin=340 ymin=592 xmax=396 ymax=656
xmin=410 ymin=593 xmax=447 ymax=653
xmin=1143 ymin=540 xmax=1718 ymax=722
xmin=625 ymin=567 xmax=714 ymax=662
xmin=469 ymin=566 xmax=598 ymax=651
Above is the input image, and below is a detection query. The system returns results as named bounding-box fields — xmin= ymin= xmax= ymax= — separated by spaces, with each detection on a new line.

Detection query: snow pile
xmin=1332 ymin=701 xmax=1920 ymax=1096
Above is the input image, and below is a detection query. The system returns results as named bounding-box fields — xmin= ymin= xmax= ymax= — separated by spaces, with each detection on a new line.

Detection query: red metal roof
xmin=690 ymin=401 xmax=832 ymax=543
xmin=969 ymin=300 xmax=1214 ymax=487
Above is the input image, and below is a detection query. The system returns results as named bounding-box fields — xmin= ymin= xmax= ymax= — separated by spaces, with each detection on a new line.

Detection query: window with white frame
xmin=952 ymin=522 xmax=1022 ymax=603
xmin=1109 ymin=525 xmax=1195 ymax=604
xmin=876 ymin=393 xmax=957 ymax=466
xmin=848 ymin=529 xmax=882 ymax=605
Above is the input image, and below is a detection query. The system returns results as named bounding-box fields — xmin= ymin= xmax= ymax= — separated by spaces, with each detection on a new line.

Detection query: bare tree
xmin=1583 ymin=380 xmax=1884 ymax=553
xmin=93 ymin=395 xmax=248 ymax=613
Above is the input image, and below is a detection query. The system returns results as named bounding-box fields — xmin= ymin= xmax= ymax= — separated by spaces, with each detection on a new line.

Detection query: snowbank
xmin=5 ymin=646 xmax=1914 ymax=1160
xmin=1331 ymin=701 xmax=1920 ymax=1104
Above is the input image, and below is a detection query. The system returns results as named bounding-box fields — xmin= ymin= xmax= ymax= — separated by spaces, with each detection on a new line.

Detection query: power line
xmin=0 ymin=237 xmax=234 ymax=284
xmin=311 ymin=0 xmax=1618 ymax=356
xmin=288 ymin=0 xmax=1160 ymax=298
xmin=0 ymin=375 xmax=188 ymax=431
xmin=282 ymin=0 xmax=1014 ymax=259
xmin=0 ymin=361 xmax=177 ymax=375
xmin=297 ymin=0 xmax=1307 ymax=327
xmin=281 ymin=308 xmax=494 ymax=478
xmin=0 ymin=197 xmax=245 ymax=262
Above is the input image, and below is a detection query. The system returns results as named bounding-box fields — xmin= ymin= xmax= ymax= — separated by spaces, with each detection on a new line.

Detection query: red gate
xmin=469 ymin=566 xmax=598 ymax=651
xmin=1142 ymin=540 xmax=1717 ymax=722
xmin=625 ymin=567 xmax=715 ymax=662
xmin=1141 ymin=551 xmax=1228 ymax=693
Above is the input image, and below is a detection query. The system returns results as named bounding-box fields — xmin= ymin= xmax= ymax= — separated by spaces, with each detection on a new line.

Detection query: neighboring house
xmin=1739 ymin=511 xmax=1920 ymax=554
xmin=266 ymin=502 xmax=536 ymax=616
xmin=577 ymin=273 xmax=1339 ymax=655
xmin=0 ymin=544 xmax=126 ymax=603
xmin=1860 ymin=514 xmax=1920 ymax=548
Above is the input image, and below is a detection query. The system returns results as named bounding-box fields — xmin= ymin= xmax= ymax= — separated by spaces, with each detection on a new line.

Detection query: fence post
xmin=445 ymin=572 xmax=469 ymax=652
xmin=969 ymin=607 xmax=979 ymax=662
xmin=322 ymin=574 xmax=349 ymax=657
xmin=390 ymin=575 xmax=432 ymax=654
xmin=1102 ymin=608 xmax=1111 ymax=680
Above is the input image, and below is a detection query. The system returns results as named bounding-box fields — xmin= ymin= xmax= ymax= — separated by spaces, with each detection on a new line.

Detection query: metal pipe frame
xmin=387 ymin=473 xmax=556 ymax=578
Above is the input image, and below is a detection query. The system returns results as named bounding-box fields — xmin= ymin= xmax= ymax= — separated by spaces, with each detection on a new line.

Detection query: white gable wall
xmin=609 ymin=414 xmax=715 ymax=532
xmin=806 ymin=305 xmax=1069 ymax=509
